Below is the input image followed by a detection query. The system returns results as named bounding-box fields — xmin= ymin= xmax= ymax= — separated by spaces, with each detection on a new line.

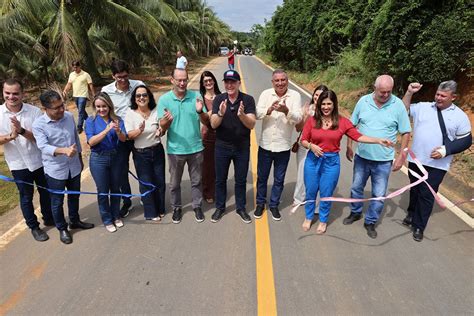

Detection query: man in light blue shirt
xmin=159 ymin=68 xmax=208 ymax=223
xmin=344 ymin=75 xmax=411 ymax=238
xmin=33 ymin=90 xmax=94 ymax=244
xmin=402 ymin=80 xmax=471 ymax=242
xmin=101 ymin=59 xmax=144 ymax=217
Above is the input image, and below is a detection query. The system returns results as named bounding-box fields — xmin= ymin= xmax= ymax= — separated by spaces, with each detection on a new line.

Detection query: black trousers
xmin=407 ymin=162 xmax=446 ymax=231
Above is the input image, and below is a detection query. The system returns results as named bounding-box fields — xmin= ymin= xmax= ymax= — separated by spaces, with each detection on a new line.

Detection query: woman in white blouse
xmin=125 ymin=85 xmax=165 ymax=221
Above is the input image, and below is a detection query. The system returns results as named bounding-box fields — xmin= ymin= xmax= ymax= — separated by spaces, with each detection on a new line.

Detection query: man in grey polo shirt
xmin=402 ymin=80 xmax=471 ymax=242
xmin=102 ymin=59 xmax=144 ymax=217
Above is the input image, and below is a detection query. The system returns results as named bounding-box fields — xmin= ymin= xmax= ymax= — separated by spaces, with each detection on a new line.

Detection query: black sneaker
xmin=120 ymin=203 xmax=134 ymax=218
xmin=254 ymin=204 xmax=265 ymax=219
xmin=31 ymin=228 xmax=49 ymax=242
xmin=194 ymin=207 xmax=205 ymax=223
xmin=211 ymin=209 xmax=225 ymax=223
xmin=402 ymin=214 xmax=413 ymax=226
xmin=412 ymin=228 xmax=423 ymax=242
xmin=269 ymin=207 xmax=281 ymax=221
xmin=236 ymin=209 xmax=251 ymax=224
xmin=343 ymin=212 xmax=362 ymax=225
xmin=172 ymin=208 xmax=182 ymax=224
xmin=364 ymin=223 xmax=377 ymax=239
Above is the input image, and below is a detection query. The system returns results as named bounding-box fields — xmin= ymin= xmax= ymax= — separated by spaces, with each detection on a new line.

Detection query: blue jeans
xmin=46 ymin=172 xmax=81 ymax=230
xmin=132 ymin=144 xmax=166 ymax=218
xmin=215 ymin=144 xmax=250 ymax=211
xmin=304 ymin=152 xmax=340 ymax=222
xmin=228 ymin=63 xmax=234 ymax=70
xmin=75 ymin=97 xmax=88 ymax=129
xmin=117 ymin=140 xmax=133 ymax=206
xmin=11 ymin=167 xmax=53 ymax=229
xmin=350 ymin=154 xmax=392 ymax=224
xmin=256 ymin=147 xmax=290 ymax=208
xmin=89 ymin=150 xmax=121 ymax=225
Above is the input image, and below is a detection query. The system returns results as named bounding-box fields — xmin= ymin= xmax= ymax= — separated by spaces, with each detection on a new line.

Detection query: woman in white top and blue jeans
xmin=125 ymin=85 xmax=165 ymax=221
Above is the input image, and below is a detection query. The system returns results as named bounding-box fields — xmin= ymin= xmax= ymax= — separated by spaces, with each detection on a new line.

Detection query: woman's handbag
xmin=291 ymin=132 xmax=302 ymax=153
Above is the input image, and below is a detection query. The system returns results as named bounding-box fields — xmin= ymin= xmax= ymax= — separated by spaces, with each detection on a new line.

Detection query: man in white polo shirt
xmin=402 ymin=80 xmax=471 ymax=242
xmin=254 ymin=69 xmax=302 ymax=221
xmin=102 ymin=59 xmax=144 ymax=217
xmin=176 ymin=50 xmax=188 ymax=69
xmin=0 ymin=78 xmax=53 ymax=242
xmin=62 ymin=61 xmax=95 ymax=133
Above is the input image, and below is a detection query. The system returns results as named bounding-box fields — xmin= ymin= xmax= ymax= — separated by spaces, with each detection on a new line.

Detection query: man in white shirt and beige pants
xmin=0 ymin=78 xmax=53 ymax=242
xmin=254 ymin=69 xmax=302 ymax=220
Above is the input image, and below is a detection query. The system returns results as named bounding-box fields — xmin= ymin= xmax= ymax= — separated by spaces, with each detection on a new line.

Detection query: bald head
xmin=373 ymin=75 xmax=394 ymax=106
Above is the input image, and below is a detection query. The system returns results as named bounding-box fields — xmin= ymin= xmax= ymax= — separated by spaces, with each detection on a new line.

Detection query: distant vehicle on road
xmin=219 ymin=47 xmax=229 ymax=56
xmin=243 ymin=48 xmax=253 ymax=56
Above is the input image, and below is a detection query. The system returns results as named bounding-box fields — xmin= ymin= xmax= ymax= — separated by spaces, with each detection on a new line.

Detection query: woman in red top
xmin=300 ymin=90 xmax=392 ymax=234
xmin=199 ymin=71 xmax=221 ymax=203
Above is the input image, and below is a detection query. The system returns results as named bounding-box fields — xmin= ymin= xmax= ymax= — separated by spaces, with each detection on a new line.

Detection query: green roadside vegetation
xmin=0 ymin=154 xmax=18 ymax=216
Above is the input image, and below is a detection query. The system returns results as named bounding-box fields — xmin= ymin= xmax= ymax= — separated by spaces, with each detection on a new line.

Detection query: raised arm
xmin=402 ymin=82 xmax=423 ymax=111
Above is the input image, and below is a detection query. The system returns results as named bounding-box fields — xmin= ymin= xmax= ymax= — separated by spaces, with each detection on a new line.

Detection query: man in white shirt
xmin=176 ymin=50 xmax=188 ymax=69
xmin=102 ymin=59 xmax=144 ymax=217
xmin=254 ymin=69 xmax=302 ymax=220
xmin=62 ymin=61 xmax=95 ymax=133
xmin=0 ymin=79 xmax=53 ymax=242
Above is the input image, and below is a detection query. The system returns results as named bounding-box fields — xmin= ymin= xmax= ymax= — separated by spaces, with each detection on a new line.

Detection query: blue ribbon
xmin=0 ymin=171 xmax=156 ymax=198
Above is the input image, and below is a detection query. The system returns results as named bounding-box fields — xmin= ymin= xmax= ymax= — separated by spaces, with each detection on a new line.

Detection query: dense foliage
xmin=0 ymin=0 xmax=232 ymax=85
xmin=259 ymin=0 xmax=473 ymax=86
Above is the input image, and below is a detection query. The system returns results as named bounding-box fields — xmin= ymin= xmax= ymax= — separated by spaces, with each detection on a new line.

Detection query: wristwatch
xmin=19 ymin=127 xmax=26 ymax=135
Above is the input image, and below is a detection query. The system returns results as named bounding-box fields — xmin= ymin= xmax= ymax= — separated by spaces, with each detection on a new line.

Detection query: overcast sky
xmin=206 ymin=0 xmax=283 ymax=32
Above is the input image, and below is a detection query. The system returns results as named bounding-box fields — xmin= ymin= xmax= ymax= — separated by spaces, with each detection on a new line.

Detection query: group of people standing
xmin=0 ymin=57 xmax=471 ymax=245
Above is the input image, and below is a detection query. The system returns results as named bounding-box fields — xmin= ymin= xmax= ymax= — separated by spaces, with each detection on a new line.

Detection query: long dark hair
xmin=130 ymin=85 xmax=156 ymax=110
xmin=199 ymin=71 xmax=221 ymax=99
xmin=314 ymin=90 xmax=339 ymax=130
xmin=310 ymin=84 xmax=329 ymax=105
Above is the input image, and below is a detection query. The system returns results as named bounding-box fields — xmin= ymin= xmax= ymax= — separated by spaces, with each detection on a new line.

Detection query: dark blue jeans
xmin=256 ymin=147 xmax=291 ymax=208
xmin=407 ymin=162 xmax=446 ymax=231
xmin=11 ymin=167 xmax=53 ymax=229
xmin=46 ymin=172 xmax=81 ymax=230
xmin=74 ymin=97 xmax=88 ymax=129
xmin=132 ymin=144 xmax=166 ymax=218
xmin=215 ymin=144 xmax=250 ymax=211
xmin=117 ymin=140 xmax=133 ymax=206
xmin=90 ymin=150 xmax=121 ymax=225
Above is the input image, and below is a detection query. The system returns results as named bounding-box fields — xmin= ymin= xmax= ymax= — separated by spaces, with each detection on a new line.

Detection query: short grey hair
xmin=272 ymin=69 xmax=287 ymax=78
xmin=438 ymin=80 xmax=457 ymax=94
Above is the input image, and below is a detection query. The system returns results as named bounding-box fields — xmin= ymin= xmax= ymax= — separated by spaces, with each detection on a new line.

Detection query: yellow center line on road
xmin=237 ymin=58 xmax=278 ymax=316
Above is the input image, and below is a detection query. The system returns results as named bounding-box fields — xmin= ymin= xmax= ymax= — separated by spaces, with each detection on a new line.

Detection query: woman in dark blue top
xmin=85 ymin=92 xmax=126 ymax=233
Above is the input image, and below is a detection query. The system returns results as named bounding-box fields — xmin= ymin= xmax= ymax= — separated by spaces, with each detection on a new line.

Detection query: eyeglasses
xmin=49 ymin=104 xmax=65 ymax=111
xmin=203 ymin=79 xmax=214 ymax=83
xmin=135 ymin=93 xmax=148 ymax=98
xmin=173 ymin=78 xmax=188 ymax=83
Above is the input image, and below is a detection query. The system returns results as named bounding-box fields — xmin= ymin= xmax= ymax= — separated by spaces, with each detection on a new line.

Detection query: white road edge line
xmin=254 ymin=55 xmax=474 ymax=228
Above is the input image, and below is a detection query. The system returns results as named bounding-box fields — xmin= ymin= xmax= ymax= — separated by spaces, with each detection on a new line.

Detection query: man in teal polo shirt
xmin=158 ymin=68 xmax=209 ymax=223
xmin=344 ymin=75 xmax=411 ymax=238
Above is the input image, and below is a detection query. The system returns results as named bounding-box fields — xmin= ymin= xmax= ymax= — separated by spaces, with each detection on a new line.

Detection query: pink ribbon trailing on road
xmin=290 ymin=148 xmax=467 ymax=214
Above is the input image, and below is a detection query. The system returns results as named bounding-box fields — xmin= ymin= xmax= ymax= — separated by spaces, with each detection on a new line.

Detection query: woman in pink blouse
xmin=300 ymin=90 xmax=392 ymax=234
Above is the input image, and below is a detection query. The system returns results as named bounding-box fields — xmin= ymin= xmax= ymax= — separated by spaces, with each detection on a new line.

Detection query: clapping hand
xmin=196 ymin=98 xmax=204 ymax=113
xmin=218 ymin=99 xmax=227 ymax=116
xmin=162 ymin=108 xmax=174 ymax=122
xmin=10 ymin=116 xmax=22 ymax=134
xmin=138 ymin=120 xmax=145 ymax=134
xmin=65 ymin=144 xmax=77 ymax=158
xmin=237 ymin=101 xmax=245 ymax=117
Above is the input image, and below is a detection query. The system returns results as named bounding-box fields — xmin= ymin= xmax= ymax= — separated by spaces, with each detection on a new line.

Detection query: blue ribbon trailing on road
xmin=0 ymin=172 xmax=156 ymax=198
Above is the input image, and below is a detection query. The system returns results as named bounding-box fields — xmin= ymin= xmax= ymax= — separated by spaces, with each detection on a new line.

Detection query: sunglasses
xmin=135 ymin=93 xmax=148 ymax=98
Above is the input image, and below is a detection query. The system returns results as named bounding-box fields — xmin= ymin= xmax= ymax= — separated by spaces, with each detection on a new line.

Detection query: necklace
xmin=137 ymin=110 xmax=150 ymax=120
xmin=322 ymin=118 xmax=332 ymax=128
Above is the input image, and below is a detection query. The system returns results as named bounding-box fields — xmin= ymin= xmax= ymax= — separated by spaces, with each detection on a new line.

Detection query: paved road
xmin=1 ymin=56 xmax=473 ymax=315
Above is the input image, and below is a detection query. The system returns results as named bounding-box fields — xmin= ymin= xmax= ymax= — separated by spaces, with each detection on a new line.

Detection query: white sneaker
xmin=114 ymin=219 xmax=124 ymax=228
xmin=146 ymin=217 xmax=161 ymax=222
xmin=105 ymin=224 xmax=117 ymax=233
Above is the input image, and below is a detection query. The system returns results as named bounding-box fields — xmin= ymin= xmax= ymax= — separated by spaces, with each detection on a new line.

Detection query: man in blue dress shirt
xmin=33 ymin=90 xmax=94 ymax=244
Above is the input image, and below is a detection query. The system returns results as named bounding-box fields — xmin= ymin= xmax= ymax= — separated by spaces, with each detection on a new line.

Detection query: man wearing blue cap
xmin=210 ymin=70 xmax=256 ymax=223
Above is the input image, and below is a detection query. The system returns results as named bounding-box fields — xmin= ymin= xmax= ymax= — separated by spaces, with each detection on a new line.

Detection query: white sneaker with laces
xmin=114 ymin=219 xmax=124 ymax=228
xmin=105 ymin=224 xmax=117 ymax=233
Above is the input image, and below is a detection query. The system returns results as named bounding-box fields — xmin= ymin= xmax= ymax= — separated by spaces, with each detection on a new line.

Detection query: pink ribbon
xmin=290 ymin=148 xmax=456 ymax=214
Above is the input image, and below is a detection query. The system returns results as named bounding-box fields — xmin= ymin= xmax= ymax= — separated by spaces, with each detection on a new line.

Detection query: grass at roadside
xmin=0 ymin=154 xmax=18 ymax=216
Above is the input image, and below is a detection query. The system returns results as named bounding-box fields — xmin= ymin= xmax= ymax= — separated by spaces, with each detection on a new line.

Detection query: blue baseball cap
xmin=223 ymin=70 xmax=241 ymax=81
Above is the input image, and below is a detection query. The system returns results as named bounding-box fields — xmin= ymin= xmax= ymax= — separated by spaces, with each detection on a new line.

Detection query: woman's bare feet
xmin=316 ymin=222 xmax=327 ymax=234
xmin=302 ymin=219 xmax=312 ymax=232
